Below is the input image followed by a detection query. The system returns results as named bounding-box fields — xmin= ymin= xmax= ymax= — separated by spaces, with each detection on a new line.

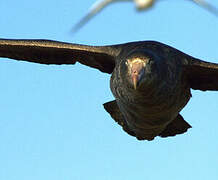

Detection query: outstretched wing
xmin=0 ymin=39 xmax=121 ymax=74
xmin=184 ymin=57 xmax=218 ymax=91
xmin=193 ymin=0 xmax=218 ymax=17
xmin=72 ymin=0 xmax=114 ymax=33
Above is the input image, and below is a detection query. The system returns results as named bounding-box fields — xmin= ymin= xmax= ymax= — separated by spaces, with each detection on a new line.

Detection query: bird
xmin=0 ymin=38 xmax=218 ymax=140
xmin=72 ymin=0 xmax=218 ymax=33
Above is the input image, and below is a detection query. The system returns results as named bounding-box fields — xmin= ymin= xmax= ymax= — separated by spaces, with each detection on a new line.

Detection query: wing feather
xmin=184 ymin=57 xmax=218 ymax=91
xmin=0 ymin=39 xmax=121 ymax=74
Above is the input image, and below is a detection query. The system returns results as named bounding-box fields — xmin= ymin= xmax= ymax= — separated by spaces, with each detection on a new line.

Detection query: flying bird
xmin=0 ymin=38 xmax=218 ymax=140
xmin=72 ymin=0 xmax=218 ymax=33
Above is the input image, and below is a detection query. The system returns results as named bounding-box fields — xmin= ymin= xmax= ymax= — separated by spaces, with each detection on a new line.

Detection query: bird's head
xmin=121 ymin=49 xmax=163 ymax=91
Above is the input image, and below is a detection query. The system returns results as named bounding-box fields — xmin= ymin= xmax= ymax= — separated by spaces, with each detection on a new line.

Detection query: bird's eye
xmin=125 ymin=60 xmax=130 ymax=66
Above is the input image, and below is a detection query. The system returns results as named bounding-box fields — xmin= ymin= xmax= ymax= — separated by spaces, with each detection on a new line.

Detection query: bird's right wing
xmin=192 ymin=0 xmax=218 ymax=17
xmin=0 ymin=38 xmax=122 ymax=74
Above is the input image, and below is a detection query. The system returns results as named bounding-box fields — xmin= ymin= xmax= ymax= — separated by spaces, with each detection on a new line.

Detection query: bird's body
xmin=106 ymin=41 xmax=192 ymax=140
xmin=72 ymin=0 xmax=218 ymax=32
xmin=0 ymin=39 xmax=218 ymax=140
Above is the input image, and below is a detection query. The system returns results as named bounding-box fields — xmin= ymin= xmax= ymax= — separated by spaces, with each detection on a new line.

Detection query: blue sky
xmin=0 ymin=0 xmax=218 ymax=179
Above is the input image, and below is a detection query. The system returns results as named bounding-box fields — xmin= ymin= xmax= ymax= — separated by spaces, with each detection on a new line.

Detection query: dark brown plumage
xmin=0 ymin=38 xmax=218 ymax=140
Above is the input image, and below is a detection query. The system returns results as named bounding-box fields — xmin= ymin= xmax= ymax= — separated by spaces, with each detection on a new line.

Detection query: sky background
xmin=0 ymin=0 xmax=218 ymax=179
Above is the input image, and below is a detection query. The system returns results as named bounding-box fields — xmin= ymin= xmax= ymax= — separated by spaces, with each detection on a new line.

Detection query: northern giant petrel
xmin=0 ymin=39 xmax=218 ymax=140
xmin=72 ymin=0 xmax=218 ymax=32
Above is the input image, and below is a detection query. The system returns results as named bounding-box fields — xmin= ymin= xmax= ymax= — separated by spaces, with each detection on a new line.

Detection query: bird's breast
xmin=110 ymin=68 xmax=191 ymax=128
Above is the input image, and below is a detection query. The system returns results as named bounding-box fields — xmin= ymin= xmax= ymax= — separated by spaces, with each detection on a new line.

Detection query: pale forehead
xmin=127 ymin=57 xmax=149 ymax=64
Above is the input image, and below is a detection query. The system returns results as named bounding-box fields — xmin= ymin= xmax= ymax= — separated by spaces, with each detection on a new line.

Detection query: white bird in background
xmin=72 ymin=0 xmax=218 ymax=33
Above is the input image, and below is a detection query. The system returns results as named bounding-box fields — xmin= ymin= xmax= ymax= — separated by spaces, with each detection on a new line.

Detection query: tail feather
xmin=104 ymin=101 xmax=192 ymax=140
xmin=159 ymin=114 xmax=192 ymax=138
xmin=103 ymin=100 xmax=136 ymax=137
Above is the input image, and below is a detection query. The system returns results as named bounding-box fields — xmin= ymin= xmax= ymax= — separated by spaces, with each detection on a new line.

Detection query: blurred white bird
xmin=72 ymin=0 xmax=218 ymax=33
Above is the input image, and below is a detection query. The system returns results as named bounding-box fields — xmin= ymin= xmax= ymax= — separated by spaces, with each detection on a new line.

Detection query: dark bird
xmin=0 ymin=38 xmax=218 ymax=140
xmin=72 ymin=0 xmax=218 ymax=33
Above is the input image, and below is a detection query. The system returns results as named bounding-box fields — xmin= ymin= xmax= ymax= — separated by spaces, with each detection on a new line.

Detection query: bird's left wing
xmin=0 ymin=39 xmax=121 ymax=74
xmin=183 ymin=56 xmax=218 ymax=91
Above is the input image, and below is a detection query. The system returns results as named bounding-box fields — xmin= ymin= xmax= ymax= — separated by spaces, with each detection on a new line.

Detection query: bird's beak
xmin=131 ymin=62 xmax=145 ymax=90
xmin=132 ymin=74 xmax=139 ymax=90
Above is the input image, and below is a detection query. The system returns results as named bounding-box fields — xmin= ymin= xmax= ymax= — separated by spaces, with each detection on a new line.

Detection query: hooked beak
xmin=132 ymin=74 xmax=139 ymax=90
xmin=131 ymin=62 xmax=145 ymax=90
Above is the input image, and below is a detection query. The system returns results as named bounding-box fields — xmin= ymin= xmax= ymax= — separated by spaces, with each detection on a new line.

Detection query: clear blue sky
xmin=0 ymin=0 xmax=218 ymax=180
